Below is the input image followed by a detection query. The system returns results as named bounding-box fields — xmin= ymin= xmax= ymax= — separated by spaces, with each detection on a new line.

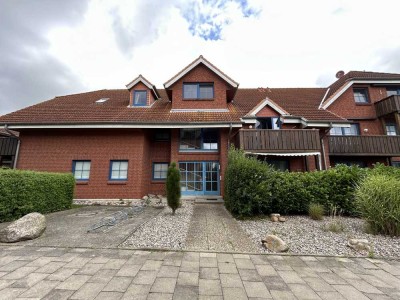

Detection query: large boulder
xmin=348 ymin=239 xmax=371 ymax=252
xmin=261 ymin=234 xmax=289 ymax=252
xmin=0 ymin=213 xmax=46 ymax=243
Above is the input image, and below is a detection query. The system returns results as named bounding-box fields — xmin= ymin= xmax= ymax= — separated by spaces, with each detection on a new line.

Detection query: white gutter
xmin=6 ymin=123 xmax=243 ymax=129
xmin=318 ymin=88 xmax=330 ymax=109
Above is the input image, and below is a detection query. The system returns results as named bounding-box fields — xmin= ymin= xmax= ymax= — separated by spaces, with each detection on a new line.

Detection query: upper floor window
xmin=154 ymin=129 xmax=170 ymax=141
xmin=109 ymin=160 xmax=128 ymax=180
xmin=330 ymin=124 xmax=360 ymax=136
xmin=72 ymin=160 xmax=91 ymax=181
xmin=353 ymin=88 xmax=369 ymax=103
xmin=179 ymin=128 xmax=218 ymax=151
xmin=386 ymin=124 xmax=397 ymax=136
xmin=183 ymin=83 xmax=214 ymax=99
xmin=387 ymin=87 xmax=400 ymax=97
xmin=256 ymin=117 xmax=281 ymax=129
xmin=133 ymin=90 xmax=147 ymax=106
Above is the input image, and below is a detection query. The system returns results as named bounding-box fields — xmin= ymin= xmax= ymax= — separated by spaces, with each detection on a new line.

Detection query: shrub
xmin=309 ymin=203 xmax=324 ymax=220
xmin=355 ymin=174 xmax=400 ymax=236
xmin=0 ymin=169 xmax=75 ymax=222
xmin=323 ymin=220 xmax=346 ymax=233
xmin=166 ymin=162 xmax=181 ymax=215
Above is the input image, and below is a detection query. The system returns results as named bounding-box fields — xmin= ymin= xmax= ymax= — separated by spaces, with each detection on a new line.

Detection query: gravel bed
xmin=239 ymin=216 xmax=400 ymax=258
xmin=121 ymin=203 xmax=194 ymax=250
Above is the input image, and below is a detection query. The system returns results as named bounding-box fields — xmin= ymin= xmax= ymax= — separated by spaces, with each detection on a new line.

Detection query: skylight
xmin=96 ymin=98 xmax=109 ymax=104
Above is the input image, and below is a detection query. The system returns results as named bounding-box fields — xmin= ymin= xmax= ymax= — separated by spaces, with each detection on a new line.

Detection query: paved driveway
xmin=0 ymin=206 xmax=161 ymax=249
xmin=0 ymin=245 xmax=399 ymax=299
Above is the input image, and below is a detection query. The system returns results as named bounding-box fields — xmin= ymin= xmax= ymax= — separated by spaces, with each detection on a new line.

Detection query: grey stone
xmin=348 ymin=239 xmax=371 ymax=252
xmin=199 ymin=279 xmax=222 ymax=296
xmin=200 ymin=267 xmax=219 ymax=279
xmin=177 ymin=272 xmax=199 ymax=286
xmin=173 ymin=285 xmax=198 ymax=300
xmin=261 ymin=235 xmax=289 ymax=253
xmin=103 ymin=276 xmax=132 ymax=292
xmin=222 ymin=287 xmax=248 ymax=300
xmin=70 ymin=282 xmax=106 ymax=299
xmin=270 ymin=290 xmax=297 ymax=300
xmin=220 ymin=273 xmax=243 ymax=287
xmin=243 ymin=281 xmax=271 ymax=298
xmin=0 ymin=213 xmax=46 ymax=243
xmin=151 ymin=277 xmax=176 ymax=293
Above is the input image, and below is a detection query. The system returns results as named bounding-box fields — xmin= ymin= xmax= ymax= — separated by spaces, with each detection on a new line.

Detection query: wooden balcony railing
xmin=239 ymin=129 xmax=321 ymax=152
xmin=328 ymin=135 xmax=400 ymax=156
xmin=375 ymin=95 xmax=400 ymax=117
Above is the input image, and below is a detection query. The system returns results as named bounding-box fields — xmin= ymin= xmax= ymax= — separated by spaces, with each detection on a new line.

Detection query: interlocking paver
xmin=199 ymin=279 xmax=223 ymax=296
xmin=200 ymin=267 xmax=219 ymax=279
xmin=103 ymin=276 xmax=132 ymax=292
xmin=173 ymin=285 xmax=198 ymax=300
xmin=0 ymin=246 xmax=399 ymax=300
xmin=333 ymin=284 xmax=371 ymax=300
xmin=55 ymin=274 xmax=90 ymax=290
xmin=177 ymin=271 xmax=199 ymax=286
xmin=222 ymin=287 xmax=248 ymax=300
xmin=70 ymin=282 xmax=106 ymax=299
xmin=19 ymin=279 xmax=60 ymax=298
xmin=288 ymin=283 xmax=321 ymax=300
xmin=132 ymin=270 xmax=157 ymax=285
xmin=270 ymin=289 xmax=297 ymax=300
xmin=238 ymin=269 xmax=262 ymax=281
xmin=220 ymin=273 xmax=243 ymax=287
xmin=243 ymin=281 xmax=271 ymax=298
xmin=151 ymin=277 xmax=177 ymax=293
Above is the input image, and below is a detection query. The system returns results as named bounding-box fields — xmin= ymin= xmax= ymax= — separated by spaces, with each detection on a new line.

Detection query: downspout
xmin=13 ymin=139 xmax=20 ymax=169
xmin=228 ymin=123 xmax=233 ymax=150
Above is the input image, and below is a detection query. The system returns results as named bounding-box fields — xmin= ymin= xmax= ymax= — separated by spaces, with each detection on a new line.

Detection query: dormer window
xmin=353 ymin=88 xmax=369 ymax=103
xmin=133 ymin=90 xmax=147 ymax=106
xmin=183 ymin=83 xmax=214 ymax=99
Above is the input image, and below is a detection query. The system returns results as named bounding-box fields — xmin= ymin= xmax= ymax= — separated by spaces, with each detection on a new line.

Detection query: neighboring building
xmin=0 ymin=56 xmax=399 ymax=200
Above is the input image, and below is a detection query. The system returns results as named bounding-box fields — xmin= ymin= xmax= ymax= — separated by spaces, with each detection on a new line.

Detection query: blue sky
xmin=1 ymin=0 xmax=400 ymax=115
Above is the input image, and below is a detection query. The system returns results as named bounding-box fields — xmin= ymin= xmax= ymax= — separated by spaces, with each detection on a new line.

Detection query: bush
xmin=309 ymin=203 xmax=324 ymax=220
xmin=0 ymin=169 xmax=75 ymax=222
xmin=166 ymin=162 xmax=181 ymax=215
xmin=224 ymin=148 xmax=366 ymax=218
xmin=355 ymin=174 xmax=400 ymax=236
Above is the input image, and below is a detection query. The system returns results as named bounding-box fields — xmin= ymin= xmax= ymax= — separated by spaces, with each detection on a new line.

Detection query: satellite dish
xmin=336 ymin=70 xmax=345 ymax=79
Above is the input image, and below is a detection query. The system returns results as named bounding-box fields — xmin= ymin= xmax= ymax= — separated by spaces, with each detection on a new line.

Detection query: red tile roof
xmin=323 ymin=71 xmax=400 ymax=106
xmin=0 ymin=86 xmax=347 ymax=126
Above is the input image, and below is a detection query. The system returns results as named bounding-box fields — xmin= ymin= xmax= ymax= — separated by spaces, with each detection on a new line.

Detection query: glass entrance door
xmin=179 ymin=161 xmax=220 ymax=195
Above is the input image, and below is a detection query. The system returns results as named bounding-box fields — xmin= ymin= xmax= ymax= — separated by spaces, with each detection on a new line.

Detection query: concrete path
xmin=186 ymin=204 xmax=261 ymax=253
xmin=0 ymin=207 xmax=161 ymax=249
xmin=0 ymin=245 xmax=400 ymax=300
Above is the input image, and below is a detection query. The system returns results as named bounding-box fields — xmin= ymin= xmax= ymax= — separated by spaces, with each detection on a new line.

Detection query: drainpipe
xmin=228 ymin=123 xmax=233 ymax=150
xmin=13 ymin=139 xmax=20 ymax=169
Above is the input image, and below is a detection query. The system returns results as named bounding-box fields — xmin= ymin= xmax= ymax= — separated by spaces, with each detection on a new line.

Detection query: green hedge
xmin=0 ymin=168 xmax=75 ymax=222
xmin=224 ymin=148 xmax=400 ymax=218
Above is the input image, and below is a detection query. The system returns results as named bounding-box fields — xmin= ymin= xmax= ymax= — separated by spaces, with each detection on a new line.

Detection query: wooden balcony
xmin=239 ymin=129 xmax=321 ymax=152
xmin=328 ymin=135 xmax=400 ymax=156
xmin=375 ymin=95 xmax=400 ymax=117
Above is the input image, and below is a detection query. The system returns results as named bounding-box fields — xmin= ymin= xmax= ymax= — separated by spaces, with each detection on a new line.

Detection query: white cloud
xmin=37 ymin=0 xmax=400 ymax=94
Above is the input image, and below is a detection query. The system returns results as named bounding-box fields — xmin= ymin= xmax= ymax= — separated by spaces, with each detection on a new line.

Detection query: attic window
xmin=96 ymin=98 xmax=109 ymax=104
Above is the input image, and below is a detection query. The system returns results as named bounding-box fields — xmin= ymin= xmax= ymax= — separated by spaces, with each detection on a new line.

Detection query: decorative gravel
xmin=121 ymin=203 xmax=194 ymax=250
xmin=238 ymin=216 xmax=400 ymax=258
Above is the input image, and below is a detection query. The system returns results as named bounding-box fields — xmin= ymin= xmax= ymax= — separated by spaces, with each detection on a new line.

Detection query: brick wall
xmin=17 ymin=129 xmax=148 ymax=199
xmin=255 ymin=106 xmax=279 ymax=117
xmin=169 ymin=64 xmax=232 ymax=110
xmin=128 ymin=82 xmax=155 ymax=107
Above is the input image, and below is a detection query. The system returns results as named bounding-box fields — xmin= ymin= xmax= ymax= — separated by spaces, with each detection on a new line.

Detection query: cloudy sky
xmin=1 ymin=0 xmax=400 ymax=116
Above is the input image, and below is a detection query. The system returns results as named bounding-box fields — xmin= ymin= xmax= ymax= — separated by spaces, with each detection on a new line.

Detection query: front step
xmin=182 ymin=196 xmax=224 ymax=204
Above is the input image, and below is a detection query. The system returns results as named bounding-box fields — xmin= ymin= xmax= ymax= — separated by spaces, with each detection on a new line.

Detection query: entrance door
xmin=179 ymin=162 xmax=220 ymax=195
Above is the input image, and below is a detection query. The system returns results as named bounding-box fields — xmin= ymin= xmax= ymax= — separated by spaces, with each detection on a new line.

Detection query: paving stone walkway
xmin=185 ymin=204 xmax=259 ymax=252
xmin=1 ymin=245 xmax=399 ymax=300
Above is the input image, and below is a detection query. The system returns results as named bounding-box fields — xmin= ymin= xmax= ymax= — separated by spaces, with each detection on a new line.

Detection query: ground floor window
xmin=392 ymin=161 xmax=400 ymax=167
xmin=179 ymin=161 xmax=219 ymax=195
xmin=109 ymin=160 xmax=128 ymax=180
xmin=153 ymin=163 xmax=169 ymax=180
xmin=72 ymin=160 xmax=91 ymax=180
xmin=331 ymin=158 xmax=366 ymax=168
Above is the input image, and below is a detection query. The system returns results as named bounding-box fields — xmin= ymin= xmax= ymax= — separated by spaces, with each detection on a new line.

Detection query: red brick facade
xmin=2 ymin=57 xmax=400 ymax=200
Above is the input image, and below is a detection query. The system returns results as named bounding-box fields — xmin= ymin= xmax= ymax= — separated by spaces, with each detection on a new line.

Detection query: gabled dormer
xmin=126 ymin=75 xmax=160 ymax=107
xmin=164 ymin=55 xmax=239 ymax=110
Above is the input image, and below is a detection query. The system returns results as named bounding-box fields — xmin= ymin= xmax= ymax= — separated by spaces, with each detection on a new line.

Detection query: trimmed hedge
xmin=0 ymin=168 xmax=75 ymax=222
xmin=224 ymin=148 xmax=399 ymax=218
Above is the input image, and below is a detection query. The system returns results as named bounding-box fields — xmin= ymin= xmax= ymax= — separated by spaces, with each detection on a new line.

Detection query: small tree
xmin=166 ymin=162 xmax=181 ymax=215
